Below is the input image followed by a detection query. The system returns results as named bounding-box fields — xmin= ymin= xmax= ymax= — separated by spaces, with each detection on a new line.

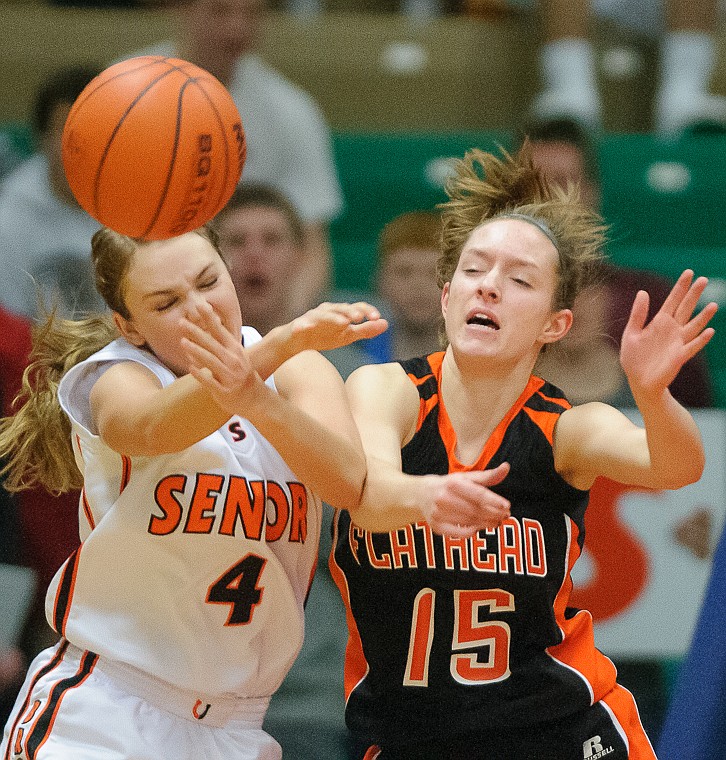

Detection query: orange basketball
xmin=62 ymin=56 xmax=246 ymax=240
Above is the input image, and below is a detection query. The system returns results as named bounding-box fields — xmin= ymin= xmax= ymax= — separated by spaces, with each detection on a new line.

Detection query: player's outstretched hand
xmin=287 ymin=302 xmax=388 ymax=353
xmin=419 ymin=463 xmax=511 ymax=537
xmin=620 ymin=270 xmax=717 ymax=397
xmin=180 ymin=302 xmax=265 ymax=414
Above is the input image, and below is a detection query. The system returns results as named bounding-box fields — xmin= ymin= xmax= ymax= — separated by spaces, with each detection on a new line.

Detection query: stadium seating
xmin=3 ymin=118 xmax=726 ymax=402
xmin=330 ymin=130 xmax=512 ymax=290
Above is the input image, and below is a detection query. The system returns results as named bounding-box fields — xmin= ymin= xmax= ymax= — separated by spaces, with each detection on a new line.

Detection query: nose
xmin=478 ymin=270 xmax=501 ymax=302
xmin=184 ymin=290 xmax=212 ymax=320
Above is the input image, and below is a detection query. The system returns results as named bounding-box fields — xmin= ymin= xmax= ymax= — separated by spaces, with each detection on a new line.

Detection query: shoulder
xmin=59 ymin=339 xmax=173 ymax=409
xmin=556 ymin=401 xmax=623 ymax=440
xmin=347 ymin=362 xmax=420 ymax=445
xmin=347 ymin=361 xmax=419 ymax=409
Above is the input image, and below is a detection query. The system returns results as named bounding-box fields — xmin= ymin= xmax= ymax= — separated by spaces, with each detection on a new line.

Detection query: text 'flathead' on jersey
xmin=149 ymin=474 xmax=309 ymax=543
xmin=348 ymin=517 xmax=547 ymax=575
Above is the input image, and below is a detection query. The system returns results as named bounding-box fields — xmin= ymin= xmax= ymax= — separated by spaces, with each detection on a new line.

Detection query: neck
xmin=440 ymin=346 xmax=536 ymax=461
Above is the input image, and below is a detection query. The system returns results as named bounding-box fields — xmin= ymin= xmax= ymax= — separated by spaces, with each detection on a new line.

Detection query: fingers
xmin=346 ymin=317 xmax=389 ymax=340
xmin=624 ymin=290 xmax=650 ymax=335
xmin=682 ymin=300 xmax=718 ymax=344
xmin=683 ymin=326 xmax=716 ymax=362
xmin=427 ymin=468 xmax=511 ymax=536
xmin=467 ymin=462 xmax=511 ymax=487
xmin=673 ymin=275 xmax=709 ymax=324
xmin=181 ymin=305 xmax=239 ymax=363
xmin=310 ymin=301 xmax=382 ymax=324
xmin=659 ymin=269 xmax=694 ymax=317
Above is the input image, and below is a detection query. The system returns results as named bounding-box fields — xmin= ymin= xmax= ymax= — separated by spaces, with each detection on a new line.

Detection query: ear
xmin=113 ymin=312 xmax=145 ymax=347
xmin=441 ymin=282 xmax=450 ymax=318
xmin=539 ymin=308 xmax=573 ymax=345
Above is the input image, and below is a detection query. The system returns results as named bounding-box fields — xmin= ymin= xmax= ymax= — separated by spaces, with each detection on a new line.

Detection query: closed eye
xmin=199 ymin=277 xmax=218 ymax=289
xmin=155 ymin=298 xmax=177 ymax=312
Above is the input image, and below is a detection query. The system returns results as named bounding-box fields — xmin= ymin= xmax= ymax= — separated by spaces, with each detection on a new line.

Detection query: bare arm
xmin=91 ymin=301 xmax=387 ymax=458
xmin=555 ymin=270 xmax=717 ymax=490
xmin=346 ymin=363 xmax=511 ymax=534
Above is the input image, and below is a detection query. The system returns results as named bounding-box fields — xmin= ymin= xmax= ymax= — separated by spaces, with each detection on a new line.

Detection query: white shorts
xmin=1 ymin=641 xmax=281 ymax=760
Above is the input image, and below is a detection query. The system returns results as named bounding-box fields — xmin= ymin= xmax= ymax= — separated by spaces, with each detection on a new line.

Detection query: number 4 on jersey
xmin=207 ymin=553 xmax=266 ymax=625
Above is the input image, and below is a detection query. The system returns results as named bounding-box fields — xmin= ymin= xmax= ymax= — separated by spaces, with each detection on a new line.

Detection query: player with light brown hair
xmin=332 ymin=144 xmax=716 ymax=759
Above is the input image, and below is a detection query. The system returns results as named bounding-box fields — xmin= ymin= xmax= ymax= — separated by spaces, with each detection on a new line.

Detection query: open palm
xmin=620 ymin=270 xmax=717 ymax=394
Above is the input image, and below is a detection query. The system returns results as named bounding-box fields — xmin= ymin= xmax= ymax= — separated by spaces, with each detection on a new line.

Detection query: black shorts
xmin=361 ymin=684 xmax=656 ymax=760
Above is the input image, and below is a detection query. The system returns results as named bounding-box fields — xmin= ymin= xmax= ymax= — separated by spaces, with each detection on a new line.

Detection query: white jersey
xmin=50 ymin=329 xmax=322 ymax=699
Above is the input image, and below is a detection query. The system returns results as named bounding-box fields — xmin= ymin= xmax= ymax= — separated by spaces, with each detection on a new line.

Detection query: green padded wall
xmin=599 ymin=134 xmax=726 ymax=249
xmin=330 ymin=130 xmax=512 ymax=291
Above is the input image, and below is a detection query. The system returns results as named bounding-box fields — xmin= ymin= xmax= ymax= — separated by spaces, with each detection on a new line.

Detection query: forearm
xmin=244 ymin=384 xmax=366 ymax=509
xmin=115 ymin=374 xmax=231 ymax=455
xmin=125 ymin=330 xmax=309 ymax=454
xmin=348 ymin=464 xmax=429 ymax=532
xmin=246 ymin=323 xmax=300 ymax=380
xmin=633 ymin=386 xmax=706 ymax=487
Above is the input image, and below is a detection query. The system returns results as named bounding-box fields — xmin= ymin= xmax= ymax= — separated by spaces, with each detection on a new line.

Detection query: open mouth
xmin=467 ymin=313 xmax=500 ymax=330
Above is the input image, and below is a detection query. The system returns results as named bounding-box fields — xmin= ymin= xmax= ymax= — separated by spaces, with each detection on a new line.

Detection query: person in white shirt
xmin=0 ymin=65 xmax=103 ymax=318
xmin=0 ymin=219 xmax=503 ymax=759
xmin=130 ymin=0 xmax=344 ymax=316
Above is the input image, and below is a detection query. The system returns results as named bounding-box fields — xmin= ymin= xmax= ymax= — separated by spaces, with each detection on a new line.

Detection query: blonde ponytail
xmin=0 ymin=312 xmax=118 ymax=493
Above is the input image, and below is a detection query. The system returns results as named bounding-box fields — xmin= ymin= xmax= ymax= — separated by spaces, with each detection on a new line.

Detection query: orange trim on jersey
xmin=80 ymin=488 xmax=95 ymax=531
xmin=362 ymin=747 xmax=382 ymax=759
xmin=547 ymin=517 xmax=617 ymax=702
xmin=3 ymin=641 xmax=69 ymax=760
xmin=51 ymin=548 xmax=82 ymax=637
xmin=437 ymin=373 xmax=545 ymax=472
xmin=522 ymin=407 xmax=560 ymax=446
xmin=536 ymin=388 xmax=571 ymax=409
xmin=407 ymin=352 xmax=444 ymax=433
xmin=328 ymin=515 xmax=370 ymax=701
xmin=600 ymin=683 xmax=657 ymax=759
xmin=120 ymin=454 xmax=131 ymax=493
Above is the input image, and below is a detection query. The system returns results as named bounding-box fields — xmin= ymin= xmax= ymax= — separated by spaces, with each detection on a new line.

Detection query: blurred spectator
xmin=0 ymin=306 xmax=32 ymax=725
xmin=657 ymin=520 xmax=726 ymax=759
xmin=131 ymin=0 xmax=344 ymax=315
xmin=0 ymin=64 xmax=103 ymax=319
xmin=364 ymin=210 xmax=443 ymax=363
xmin=524 ymin=117 xmax=714 ymax=408
xmin=49 ymin=1 xmax=162 ymax=6
xmin=215 ymin=183 xmax=307 ymax=334
xmin=214 ymin=183 xmax=352 ymax=759
xmin=527 ymin=0 xmax=726 ymax=134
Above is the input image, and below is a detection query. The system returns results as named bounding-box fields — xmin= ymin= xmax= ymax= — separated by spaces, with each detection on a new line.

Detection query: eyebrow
xmin=464 ymin=249 xmax=540 ymax=270
xmin=141 ymin=263 xmax=216 ymax=301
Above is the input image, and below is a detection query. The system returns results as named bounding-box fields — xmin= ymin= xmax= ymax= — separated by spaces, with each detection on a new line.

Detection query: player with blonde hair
xmin=332 ymin=145 xmax=716 ymax=759
xmin=0 ymin=223 xmax=508 ymax=759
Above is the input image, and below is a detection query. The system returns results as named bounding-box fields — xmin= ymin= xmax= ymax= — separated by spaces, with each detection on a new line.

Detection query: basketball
xmin=61 ymin=56 xmax=246 ymax=240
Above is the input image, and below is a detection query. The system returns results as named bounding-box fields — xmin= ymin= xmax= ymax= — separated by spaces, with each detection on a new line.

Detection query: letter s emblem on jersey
xmin=228 ymin=421 xmax=246 ymax=442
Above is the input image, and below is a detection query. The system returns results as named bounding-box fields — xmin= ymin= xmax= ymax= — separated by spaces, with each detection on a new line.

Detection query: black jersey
xmin=331 ymin=352 xmax=618 ymax=749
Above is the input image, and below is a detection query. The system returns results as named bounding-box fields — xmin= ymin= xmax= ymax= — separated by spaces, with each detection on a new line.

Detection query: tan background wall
xmin=0 ymin=2 xmax=685 ymax=133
